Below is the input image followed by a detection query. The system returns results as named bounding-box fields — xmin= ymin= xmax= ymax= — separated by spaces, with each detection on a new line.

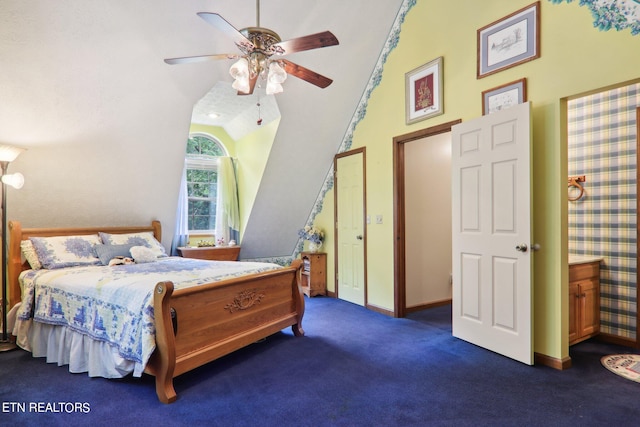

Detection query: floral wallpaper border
xmin=259 ymin=0 xmax=638 ymax=266
xmin=252 ymin=0 xmax=418 ymax=266
xmin=550 ymin=0 xmax=640 ymax=35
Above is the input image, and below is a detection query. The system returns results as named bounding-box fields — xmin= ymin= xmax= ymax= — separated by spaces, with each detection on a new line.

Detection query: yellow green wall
xmin=188 ymin=121 xmax=278 ymax=243
xmin=312 ymin=0 xmax=640 ymax=362
xmin=234 ymin=118 xmax=280 ymax=240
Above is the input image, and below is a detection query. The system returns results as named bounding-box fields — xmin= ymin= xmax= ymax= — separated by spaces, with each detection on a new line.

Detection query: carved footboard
xmin=147 ymin=259 xmax=305 ymax=404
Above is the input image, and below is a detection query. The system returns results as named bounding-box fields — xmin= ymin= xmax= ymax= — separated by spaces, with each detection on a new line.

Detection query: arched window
xmin=185 ymin=133 xmax=227 ymax=233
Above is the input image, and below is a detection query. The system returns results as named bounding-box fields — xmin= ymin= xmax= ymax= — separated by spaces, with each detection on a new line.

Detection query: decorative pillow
xmin=20 ymin=240 xmax=42 ymax=270
xmin=130 ymin=246 xmax=157 ymax=263
xmin=95 ymin=243 xmax=135 ymax=266
xmin=99 ymin=232 xmax=167 ymax=258
xmin=30 ymin=234 xmax=102 ymax=269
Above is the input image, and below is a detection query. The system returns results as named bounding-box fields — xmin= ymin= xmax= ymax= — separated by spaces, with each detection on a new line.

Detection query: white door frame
xmin=393 ymin=120 xmax=461 ymax=317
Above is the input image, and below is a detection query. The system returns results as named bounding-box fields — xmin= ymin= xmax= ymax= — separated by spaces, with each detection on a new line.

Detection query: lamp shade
xmin=229 ymin=58 xmax=249 ymax=79
xmin=230 ymin=58 xmax=251 ymax=94
xmin=267 ymin=62 xmax=287 ymax=84
xmin=232 ymin=76 xmax=251 ymax=94
xmin=0 ymin=145 xmax=24 ymax=163
xmin=265 ymin=81 xmax=284 ymax=95
xmin=2 ymin=172 xmax=24 ymax=189
xmin=265 ymin=62 xmax=287 ymax=95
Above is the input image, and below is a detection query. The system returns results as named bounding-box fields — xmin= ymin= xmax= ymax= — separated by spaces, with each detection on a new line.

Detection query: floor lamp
xmin=0 ymin=145 xmax=25 ymax=352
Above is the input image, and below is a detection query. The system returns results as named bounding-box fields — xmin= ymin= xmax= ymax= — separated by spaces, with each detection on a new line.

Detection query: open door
xmin=335 ymin=149 xmax=366 ymax=306
xmin=451 ymin=101 xmax=533 ymax=365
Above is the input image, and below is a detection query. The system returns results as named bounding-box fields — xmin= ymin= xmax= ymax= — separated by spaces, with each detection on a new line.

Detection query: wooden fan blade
xmin=273 ymin=31 xmax=339 ymax=55
xmin=280 ymin=59 xmax=333 ymax=89
xmin=164 ymin=54 xmax=239 ymax=65
xmin=197 ymin=12 xmax=254 ymax=50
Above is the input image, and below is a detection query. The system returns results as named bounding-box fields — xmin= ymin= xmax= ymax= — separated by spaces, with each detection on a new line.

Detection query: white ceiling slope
xmin=169 ymin=0 xmax=407 ymax=259
xmin=223 ymin=0 xmax=406 ymax=259
xmin=0 ymin=0 xmax=406 ymax=258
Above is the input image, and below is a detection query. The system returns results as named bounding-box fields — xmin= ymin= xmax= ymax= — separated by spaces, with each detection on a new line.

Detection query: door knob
xmin=515 ymin=243 xmax=528 ymax=252
xmin=356 ymin=235 xmax=363 ymax=240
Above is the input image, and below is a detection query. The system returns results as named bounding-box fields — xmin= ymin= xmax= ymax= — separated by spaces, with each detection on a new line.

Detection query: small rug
xmin=601 ymin=354 xmax=640 ymax=383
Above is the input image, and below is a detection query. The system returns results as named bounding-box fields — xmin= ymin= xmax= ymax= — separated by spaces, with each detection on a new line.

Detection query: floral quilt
xmin=17 ymin=257 xmax=282 ymax=376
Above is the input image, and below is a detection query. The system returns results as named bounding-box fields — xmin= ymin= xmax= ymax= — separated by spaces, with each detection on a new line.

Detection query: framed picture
xmin=477 ymin=1 xmax=540 ymax=79
xmin=482 ymin=78 xmax=527 ymax=115
xmin=405 ymin=57 xmax=443 ymax=125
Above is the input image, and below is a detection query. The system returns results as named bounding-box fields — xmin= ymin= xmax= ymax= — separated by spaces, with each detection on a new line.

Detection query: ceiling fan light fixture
xmin=230 ymin=57 xmax=251 ymax=93
xmin=268 ymin=62 xmax=287 ymax=84
xmin=232 ymin=76 xmax=251 ymax=94
xmin=229 ymin=58 xmax=249 ymax=79
xmin=165 ymin=10 xmax=338 ymax=96
xmin=265 ymin=80 xmax=283 ymax=95
xmin=265 ymin=61 xmax=286 ymax=95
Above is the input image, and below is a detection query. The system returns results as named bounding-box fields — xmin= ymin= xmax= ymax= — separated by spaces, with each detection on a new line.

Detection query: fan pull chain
xmin=257 ymin=95 xmax=263 ymax=126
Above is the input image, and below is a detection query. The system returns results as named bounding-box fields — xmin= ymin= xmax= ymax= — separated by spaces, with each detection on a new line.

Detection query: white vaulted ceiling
xmin=166 ymin=0 xmax=407 ymax=259
xmin=0 ymin=0 xmax=407 ymax=258
xmin=190 ymin=81 xmax=281 ymax=140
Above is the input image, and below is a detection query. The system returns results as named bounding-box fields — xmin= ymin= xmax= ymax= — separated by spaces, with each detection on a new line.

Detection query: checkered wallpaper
xmin=568 ymin=82 xmax=640 ymax=340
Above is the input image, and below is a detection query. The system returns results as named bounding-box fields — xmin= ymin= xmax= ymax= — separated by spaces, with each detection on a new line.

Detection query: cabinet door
xmin=568 ymin=282 xmax=579 ymax=344
xmin=580 ymin=278 xmax=600 ymax=337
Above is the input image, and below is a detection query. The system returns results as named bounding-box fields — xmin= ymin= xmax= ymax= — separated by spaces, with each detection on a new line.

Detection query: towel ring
xmin=568 ymin=176 xmax=585 ymax=201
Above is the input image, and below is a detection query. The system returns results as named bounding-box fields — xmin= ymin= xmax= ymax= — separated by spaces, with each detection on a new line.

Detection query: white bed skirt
xmin=9 ymin=303 xmax=142 ymax=378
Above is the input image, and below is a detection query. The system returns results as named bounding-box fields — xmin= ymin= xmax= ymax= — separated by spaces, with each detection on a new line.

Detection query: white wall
xmin=0 ymin=1 xmax=218 ymax=248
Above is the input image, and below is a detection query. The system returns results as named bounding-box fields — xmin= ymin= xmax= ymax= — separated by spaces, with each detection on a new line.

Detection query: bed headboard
xmin=6 ymin=220 xmax=162 ymax=310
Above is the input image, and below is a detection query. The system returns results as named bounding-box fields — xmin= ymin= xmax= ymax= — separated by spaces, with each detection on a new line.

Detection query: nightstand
xmin=300 ymin=252 xmax=327 ymax=297
xmin=177 ymin=246 xmax=241 ymax=261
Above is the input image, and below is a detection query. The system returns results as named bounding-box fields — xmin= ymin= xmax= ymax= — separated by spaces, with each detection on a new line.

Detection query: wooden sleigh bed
xmin=7 ymin=220 xmax=305 ymax=404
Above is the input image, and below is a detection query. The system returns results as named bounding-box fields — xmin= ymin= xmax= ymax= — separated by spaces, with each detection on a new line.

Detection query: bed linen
xmin=14 ymin=257 xmax=282 ymax=377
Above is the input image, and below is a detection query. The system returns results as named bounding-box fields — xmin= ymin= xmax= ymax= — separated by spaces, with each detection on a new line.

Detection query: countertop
xmin=569 ymin=255 xmax=604 ymax=265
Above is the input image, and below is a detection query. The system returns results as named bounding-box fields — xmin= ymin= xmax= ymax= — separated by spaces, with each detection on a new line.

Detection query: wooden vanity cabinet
xmin=568 ymin=261 xmax=600 ymax=345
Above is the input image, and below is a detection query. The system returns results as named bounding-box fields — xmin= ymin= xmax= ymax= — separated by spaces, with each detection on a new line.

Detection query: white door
xmin=336 ymin=152 xmax=365 ymax=306
xmin=451 ymin=101 xmax=533 ymax=365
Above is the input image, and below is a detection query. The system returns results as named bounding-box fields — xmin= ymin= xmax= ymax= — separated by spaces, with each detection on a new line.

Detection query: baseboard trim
xmin=596 ymin=332 xmax=639 ymax=348
xmin=405 ymin=298 xmax=452 ymax=313
xmin=535 ymin=352 xmax=572 ymax=370
xmin=324 ymin=294 xmax=394 ymax=317
xmin=366 ymin=303 xmax=394 ymax=317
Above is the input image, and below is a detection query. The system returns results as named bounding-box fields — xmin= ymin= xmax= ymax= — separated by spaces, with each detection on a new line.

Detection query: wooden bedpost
xmin=151 ymin=220 xmax=161 ymax=242
xmin=152 ymin=280 xmax=177 ymax=404
xmin=7 ymin=221 xmax=24 ymax=309
xmin=290 ymin=259 xmax=305 ymax=337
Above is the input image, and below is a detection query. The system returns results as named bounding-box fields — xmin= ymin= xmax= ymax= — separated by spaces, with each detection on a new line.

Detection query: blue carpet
xmin=1 ymin=297 xmax=638 ymax=426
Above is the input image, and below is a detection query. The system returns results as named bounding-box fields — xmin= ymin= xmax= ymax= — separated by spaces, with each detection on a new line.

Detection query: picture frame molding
xmin=405 ymin=56 xmax=444 ymax=125
xmin=477 ymin=1 xmax=540 ymax=79
xmin=482 ymin=78 xmax=527 ymax=115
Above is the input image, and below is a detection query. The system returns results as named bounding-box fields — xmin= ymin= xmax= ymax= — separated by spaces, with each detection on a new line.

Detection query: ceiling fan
xmin=164 ymin=0 xmax=339 ymax=95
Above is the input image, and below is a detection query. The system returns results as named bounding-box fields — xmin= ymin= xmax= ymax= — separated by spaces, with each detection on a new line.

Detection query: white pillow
xmin=130 ymin=246 xmax=157 ymax=263
xmin=99 ymin=232 xmax=167 ymax=258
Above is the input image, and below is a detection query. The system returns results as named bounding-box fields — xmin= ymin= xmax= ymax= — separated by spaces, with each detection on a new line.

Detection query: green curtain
xmin=215 ymin=157 xmax=240 ymax=245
